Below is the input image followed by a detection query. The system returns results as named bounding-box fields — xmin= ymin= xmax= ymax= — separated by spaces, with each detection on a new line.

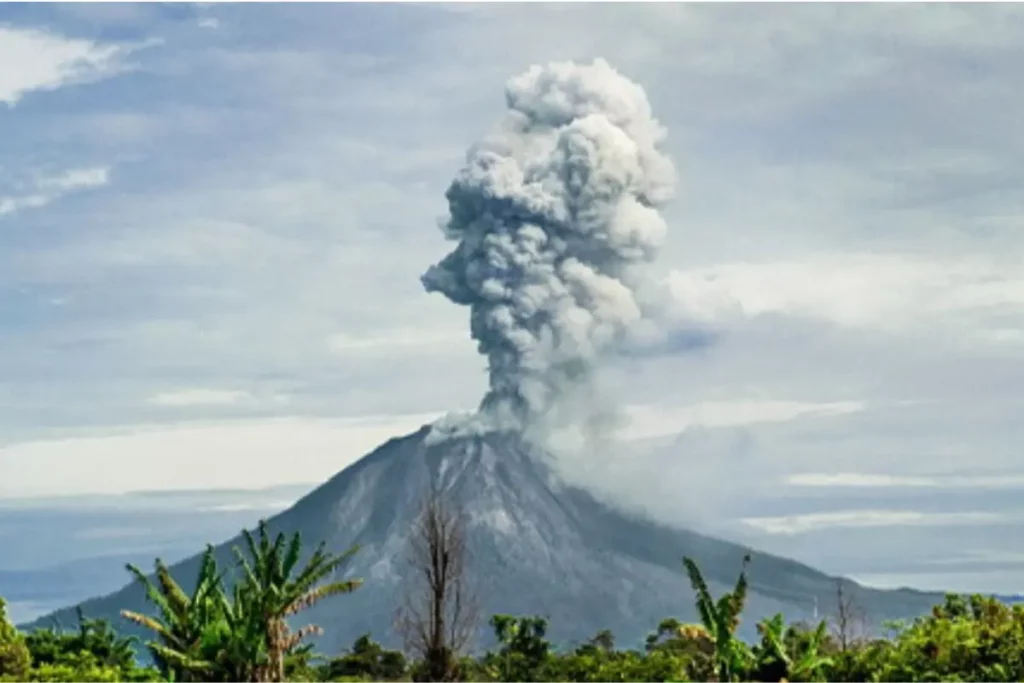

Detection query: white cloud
xmin=74 ymin=526 xmax=156 ymax=541
xmin=197 ymin=17 xmax=220 ymax=30
xmin=0 ymin=398 xmax=862 ymax=498
xmin=0 ymin=27 xmax=130 ymax=106
xmin=742 ymin=510 xmax=1006 ymax=536
xmin=622 ymin=400 xmax=864 ymax=441
xmin=852 ymin=570 xmax=1024 ymax=595
xmin=37 ymin=167 xmax=110 ymax=192
xmin=662 ymin=253 xmax=1024 ymax=335
xmin=925 ymin=550 xmax=1024 ymax=567
xmin=0 ymin=413 xmax=442 ymax=498
xmin=148 ymin=389 xmax=253 ymax=407
xmin=197 ymin=500 xmax=294 ymax=514
xmin=409 ymin=4 xmax=1024 ymax=131
xmin=0 ymin=166 xmax=110 ymax=218
xmin=0 ymin=194 xmax=49 ymax=217
xmin=787 ymin=472 xmax=1024 ymax=490
xmin=787 ymin=473 xmax=942 ymax=488
xmin=325 ymin=329 xmax=471 ymax=357
xmin=979 ymin=328 xmax=1024 ymax=346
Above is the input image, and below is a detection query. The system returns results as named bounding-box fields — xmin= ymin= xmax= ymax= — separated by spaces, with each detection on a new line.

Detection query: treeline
xmin=2 ymin=489 xmax=1023 ymax=682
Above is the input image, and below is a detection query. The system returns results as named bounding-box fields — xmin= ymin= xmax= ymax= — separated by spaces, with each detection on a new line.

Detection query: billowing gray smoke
xmin=422 ymin=58 xmax=676 ymax=435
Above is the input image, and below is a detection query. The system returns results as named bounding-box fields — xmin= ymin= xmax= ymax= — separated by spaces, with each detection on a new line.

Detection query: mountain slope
xmin=23 ymin=426 xmax=944 ymax=652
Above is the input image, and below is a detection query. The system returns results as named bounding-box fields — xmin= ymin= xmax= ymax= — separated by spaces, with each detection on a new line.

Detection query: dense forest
xmin=2 ymin=493 xmax=1022 ymax=683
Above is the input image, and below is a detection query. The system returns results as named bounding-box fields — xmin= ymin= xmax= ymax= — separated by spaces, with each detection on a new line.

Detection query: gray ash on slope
xmin=25 ymin=427 xmax=943 ymax=652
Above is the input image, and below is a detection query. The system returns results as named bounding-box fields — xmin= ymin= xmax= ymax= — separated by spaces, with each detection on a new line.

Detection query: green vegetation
xmin=120 ymin=521 xmax=360 ymax=682
xmin=3 ymin=602 xmax=159 ymax=682
xmin=5 ymin=519 xmax=1024 ymax=682
xmin=682 ymin=554 xmax=752 ymax=682
xmin=0 ymin=598 xmax=32 ymax=681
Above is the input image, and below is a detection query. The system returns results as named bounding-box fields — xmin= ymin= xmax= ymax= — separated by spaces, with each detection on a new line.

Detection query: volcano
xmin=24 ymin=426 xmax=943 ymax=652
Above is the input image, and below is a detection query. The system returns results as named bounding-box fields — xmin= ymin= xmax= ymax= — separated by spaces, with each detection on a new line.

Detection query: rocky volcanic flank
xmin=26 ymin=427 xmax=942 ymax=652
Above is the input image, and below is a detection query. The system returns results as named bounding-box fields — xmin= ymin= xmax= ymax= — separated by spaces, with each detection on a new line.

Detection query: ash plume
xmin=422 ymin=58 xmax=677 ymax=437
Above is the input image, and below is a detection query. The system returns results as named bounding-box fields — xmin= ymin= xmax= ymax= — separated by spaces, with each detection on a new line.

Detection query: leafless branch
xmin=830 ymin=578 xmax=868 ymax=652
xmin=395 ymin=483 xmax=479 ymax=681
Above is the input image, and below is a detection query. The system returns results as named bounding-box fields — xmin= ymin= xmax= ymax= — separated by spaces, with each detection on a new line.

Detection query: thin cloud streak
xmin=788 ymin=472 xmax=1024 ymax=490
xmin=0 ymin=166 xmax=110 ymax=218
xmin=742 ymin=510 xmax=1007 ymax=536
xmin=148 ymin=389 xmax=253 ymax=407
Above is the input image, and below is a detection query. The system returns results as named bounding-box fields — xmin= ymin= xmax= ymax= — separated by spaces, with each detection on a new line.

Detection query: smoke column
xmin=422 ymin=58 xmax=676 ymax=435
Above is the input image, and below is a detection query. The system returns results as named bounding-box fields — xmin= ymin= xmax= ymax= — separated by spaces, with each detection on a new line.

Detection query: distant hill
xmin=24 ymin=426 xmax=948 ymax=651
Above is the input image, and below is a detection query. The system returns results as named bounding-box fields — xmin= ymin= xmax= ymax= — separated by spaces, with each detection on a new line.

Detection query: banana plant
xmin=122 ymin=546 xmax=249 ymax=681
xmin=682 ymin=554 xmax=754 ymax=682
xmin=755 ymin=613 xmax=834 ymax=682
xmin=232 ymin=520 xmax=362 ymax=682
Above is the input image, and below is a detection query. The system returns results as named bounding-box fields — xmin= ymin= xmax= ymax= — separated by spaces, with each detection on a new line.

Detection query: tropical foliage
xmin=321 ymin=634 xmax=406 ymax=681
xmin=120 ymin=521 xmax=360 ymax=683
xmin=682 ymin=554 xmax=753 ymax=682
xmin=8 ymin=522 xmax=1024 ymax=682
xmin=5 ymin=604 xmax=160 ymax=682
xmin=0 ymin=597 xmax=31 ymax=681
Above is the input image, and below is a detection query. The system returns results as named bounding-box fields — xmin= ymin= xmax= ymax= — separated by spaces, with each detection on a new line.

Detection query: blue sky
xmin=3 ymin=3 xmax=1024 ymax=591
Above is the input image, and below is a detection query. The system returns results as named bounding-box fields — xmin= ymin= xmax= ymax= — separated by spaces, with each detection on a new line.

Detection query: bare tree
xmin=830 ymin=578 xmax=868 ymax=652
xmin=396 ymin=484 xmax=479 ymax=682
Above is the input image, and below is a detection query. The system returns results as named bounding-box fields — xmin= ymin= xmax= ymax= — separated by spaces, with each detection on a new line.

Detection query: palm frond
xmin=148 ymin=642 xmax=216 ymax=674
xmin=190 ymin=546 xmax=220 ymax=602
xmin=716 ymin=594 xmax=736 ymax=628
xmin=125 ymin=562 xmax=176 ymax=625
xmin=120 ymin=610 xmax=177 ymax=646
xmin=270 ymin=530 xmax=288 ymax=583
xmin=256 ymin=520 xmax=273 ymax=575
xmin=241 ymin=527 xmax=261 ymax=577
xmin=232 ymin=546 xmax=261 ymax=594
xmin=682 ymin=557 xmax=714 ymax=608
xmin=282 ymin=532 xmax=303 ymax=579
xmin=282 ymin=624 xmax=324 ymax=652
xmin=283 ymin=579 xmax=362 ymax=617
xmin=155 ymin=562 xmax=191 ymax=620
xmin=683 ymin=557 xmax=719 ymax=635
xmin=291 ymin=542 xmax=359 ymax=592
xmin=730 ymin=554 xmax=751 ymax=627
